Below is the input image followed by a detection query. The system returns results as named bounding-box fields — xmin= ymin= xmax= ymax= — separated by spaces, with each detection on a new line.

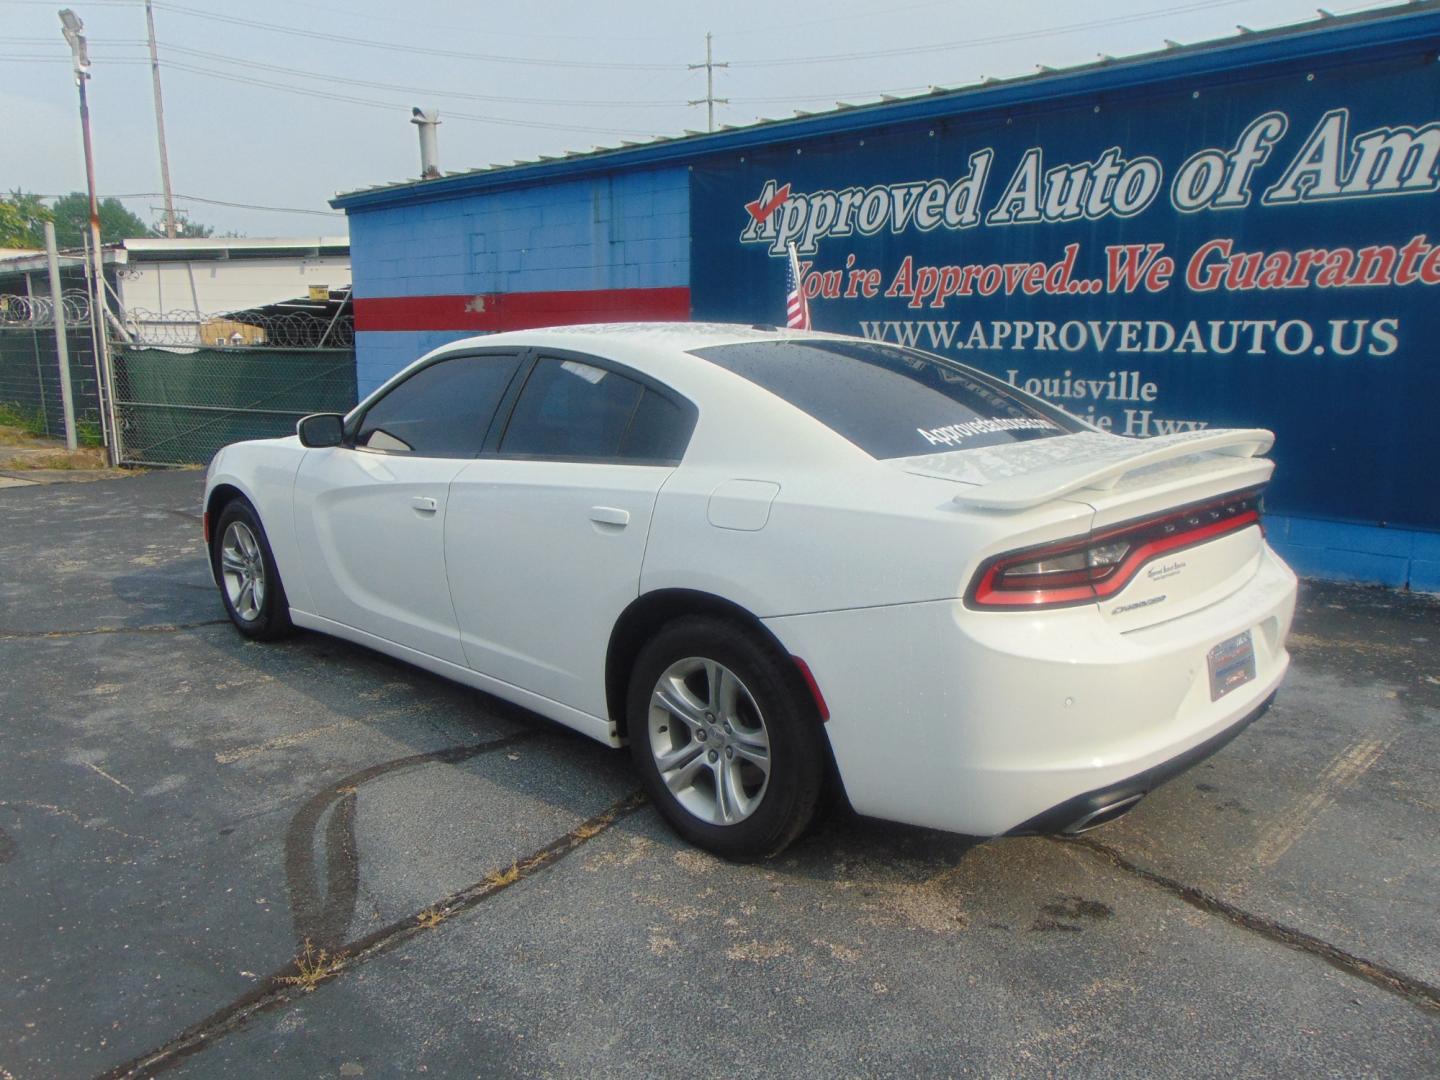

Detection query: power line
xmin=9 ymin=35 xmax=147 ymax=44
xmin=29 ymin=190 xmax=342 ymax=216
xmin=148 ymin=1 xmax=689 ymax=71
xmin=0 ymin=50 xmax=672 ymax=131
xmin=252 ymin=0 xmax=679 ymax=44
xmin=724 ymin=0 xmax=1266 ymax=66
xmin=109 ymin=193 xmax=344 ymax=217
xmin=153 ymin=42 xmax=693 ymax=109
xmin=0 ymin=54 xmax=148 ymax=63
xmin=154 ymin=60 xmax=659 ymax=136
xmin=0 ymin=42 xmax=945 ymax=113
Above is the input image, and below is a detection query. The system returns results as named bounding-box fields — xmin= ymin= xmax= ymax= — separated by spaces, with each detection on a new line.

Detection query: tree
xmin=49 ymin=192 xmax=152 ymax=248
xmin=0 ymin=190 xmax=52 ymax=248
xmin=0 ymin=202 xmax=30 ymax=249
xmin=3 ymin=191 xmax=216 ymax=249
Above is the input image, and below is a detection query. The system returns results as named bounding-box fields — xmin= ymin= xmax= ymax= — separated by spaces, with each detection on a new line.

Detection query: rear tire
xmin=627 ymin=616 xmax=826 ymax=860
xmin=212 ymin=498 xmax=294 ymax=641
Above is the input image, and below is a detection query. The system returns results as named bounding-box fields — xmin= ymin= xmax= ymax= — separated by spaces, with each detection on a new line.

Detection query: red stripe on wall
xmin=353 ymin=286 xmax=691 ymax=333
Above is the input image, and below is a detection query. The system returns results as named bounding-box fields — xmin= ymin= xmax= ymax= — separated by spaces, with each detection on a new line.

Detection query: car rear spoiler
xmin=917 ymin=428 xmax=1274 ymax=511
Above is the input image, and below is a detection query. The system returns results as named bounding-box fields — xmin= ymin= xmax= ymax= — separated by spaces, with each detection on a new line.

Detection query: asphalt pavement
xmin=1 ymin=469 xmax=1436 ymax=1078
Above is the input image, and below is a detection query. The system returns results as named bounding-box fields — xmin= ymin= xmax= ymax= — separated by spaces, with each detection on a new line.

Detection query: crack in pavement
xmin=99 ymin=784 xmax=648 ymax=1079
xmin=0 ymin=620 xmax=229 ymax=640
xmin=1063 ymin=835 xmax=1440 ymax=1014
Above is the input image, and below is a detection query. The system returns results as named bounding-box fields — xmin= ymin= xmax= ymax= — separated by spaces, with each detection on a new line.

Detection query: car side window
xmin=620 ymin=388 xmax=692 ymax=461
xmin=500 ymin=357 xmax=655 ymax=461
xmin=355 ymin=353 xmax=520 ymax=457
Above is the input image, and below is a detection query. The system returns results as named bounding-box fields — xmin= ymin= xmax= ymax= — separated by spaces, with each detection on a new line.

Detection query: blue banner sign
xmin=690 ymin=42 xmax=1438 ymax=530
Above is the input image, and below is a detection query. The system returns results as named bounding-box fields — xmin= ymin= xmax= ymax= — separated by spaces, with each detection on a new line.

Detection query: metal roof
xmin=0 ymin=236 xmax=349 ymax=278
xmin=116 ymin=237 xmax=348 ymax=257
xmin=332 ymin=0 xmax=1440 ymax=213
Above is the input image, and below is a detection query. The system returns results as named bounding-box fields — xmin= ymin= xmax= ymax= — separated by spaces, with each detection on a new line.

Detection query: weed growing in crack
xmin=278 ymin=939 xmax=344 ymax=990
xmin=484 ymin=862 xmax=521 ymax=889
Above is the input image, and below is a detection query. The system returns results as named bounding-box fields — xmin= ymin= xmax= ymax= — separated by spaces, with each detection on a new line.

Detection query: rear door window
xmin=691 ymin=339 xmax=1080 ymax=459
xmin=499 ymin=356 xmax=693 ymax=463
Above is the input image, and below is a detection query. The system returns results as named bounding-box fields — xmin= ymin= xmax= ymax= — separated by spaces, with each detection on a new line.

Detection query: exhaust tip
xmin=1063 ymin=793 xmax=1145 ymax=834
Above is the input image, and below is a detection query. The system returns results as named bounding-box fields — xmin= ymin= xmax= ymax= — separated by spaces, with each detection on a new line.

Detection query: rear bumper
xmin=1009 ymin=690 xmax=1276 ymax=835
xmin=764 ymin=542 xmax=1297 ymax=837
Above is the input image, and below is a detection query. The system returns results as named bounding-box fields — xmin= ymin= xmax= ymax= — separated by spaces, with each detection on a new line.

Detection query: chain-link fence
xmin=0 ymin=290 xmax=105 ymax=443
xmin=111 ymin=345 xmax=356 ymax=466
xmin=1 ymin=289 xmax=357 ymax=465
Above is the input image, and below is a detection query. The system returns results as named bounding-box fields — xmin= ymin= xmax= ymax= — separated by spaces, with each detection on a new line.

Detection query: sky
xmin=0 ymin=0 xmax=1412 ymax=238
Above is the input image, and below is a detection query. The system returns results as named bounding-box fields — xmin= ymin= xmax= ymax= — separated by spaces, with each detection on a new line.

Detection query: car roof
xmin=434 ymin=321 xmax=853 ymax=355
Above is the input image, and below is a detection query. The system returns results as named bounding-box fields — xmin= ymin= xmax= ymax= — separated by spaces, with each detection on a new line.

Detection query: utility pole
xmin=688 ymin=31 xmax=728 ymax=133
xmin=144 ymin=0 xmax=178 ymax=238
xmin=60 ymin=9 xmax=118 ymax=463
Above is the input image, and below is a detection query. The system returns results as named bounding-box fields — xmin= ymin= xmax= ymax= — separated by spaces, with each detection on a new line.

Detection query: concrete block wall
xmin=1267 ymin=515 xmax=1440 ymax=594
xmin=348 ymin=166 xmax=690 ymax=396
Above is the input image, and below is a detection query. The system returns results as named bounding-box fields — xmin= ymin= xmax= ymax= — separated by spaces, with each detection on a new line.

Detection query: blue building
xmin=334 ymin=3 xmax=1440 ymax=590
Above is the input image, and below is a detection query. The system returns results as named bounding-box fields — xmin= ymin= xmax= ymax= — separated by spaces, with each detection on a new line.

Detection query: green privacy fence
xmin=0 ymin=324 xmax=104 ymax=444
xmin=112 ymin=347 xmax=357 ymax=466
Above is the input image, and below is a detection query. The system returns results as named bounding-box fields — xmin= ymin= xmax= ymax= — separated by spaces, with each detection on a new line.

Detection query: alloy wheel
xmin=220 ymin=520 xmax=266 ymax=623
xmin=647 ymin=656 xmax=771 ymax=826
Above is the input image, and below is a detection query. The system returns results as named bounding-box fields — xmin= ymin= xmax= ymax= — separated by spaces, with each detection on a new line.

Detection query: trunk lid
xmin=1076 ymin=449 xmax=1272 ymax=630
xmin=898 ymin=429 xmax=1274 ymax=627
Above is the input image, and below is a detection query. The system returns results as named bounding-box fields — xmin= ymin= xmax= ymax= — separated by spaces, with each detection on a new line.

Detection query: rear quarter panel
xmin=642 ymin=460 xmax=1098 ymax=617
xmin=640 ymin=358 xmax=1104 ymax=617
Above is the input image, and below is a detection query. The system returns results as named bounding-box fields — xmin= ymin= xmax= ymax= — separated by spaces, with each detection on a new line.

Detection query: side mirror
xmin=297 ymin=412 xmax=345 ymax=448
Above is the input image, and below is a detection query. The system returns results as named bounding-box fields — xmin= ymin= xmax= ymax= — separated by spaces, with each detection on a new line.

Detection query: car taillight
xmin=968 ymin=488 xmax=1264 ymax=610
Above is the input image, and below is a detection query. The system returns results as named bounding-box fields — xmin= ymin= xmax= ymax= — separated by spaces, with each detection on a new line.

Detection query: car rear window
xmin=690 ymin=339 xmax=1080 ymax=459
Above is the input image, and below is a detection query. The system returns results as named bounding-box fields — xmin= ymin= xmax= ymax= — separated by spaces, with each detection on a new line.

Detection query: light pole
xmin=59 ymin=8 xmax=118 ymax=462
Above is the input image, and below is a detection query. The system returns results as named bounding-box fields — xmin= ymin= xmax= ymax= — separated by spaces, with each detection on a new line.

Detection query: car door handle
xmin=589 ymin=506 xmax=630 ymax=527
xmin=411 ymin=496 xmax=439 ymax=514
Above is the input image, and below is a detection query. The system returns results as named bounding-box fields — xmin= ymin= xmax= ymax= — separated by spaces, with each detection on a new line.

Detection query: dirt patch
xmin=1 ymin=446 xmax=109 ymax=471
xmin=0 ymin=424 xmax=124 ymax=479
xmin=724 ymin=939 xmax=794 ymax=961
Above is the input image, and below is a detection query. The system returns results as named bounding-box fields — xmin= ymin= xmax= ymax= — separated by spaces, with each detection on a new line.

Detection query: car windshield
xmin=690 ymin=339 xmax=1081 ymax=459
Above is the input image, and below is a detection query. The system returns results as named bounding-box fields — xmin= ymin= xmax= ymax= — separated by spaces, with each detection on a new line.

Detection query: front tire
xmin=213 ymin=498 xmax=294 ymax=641
xmin=627 ymin=616 xmax=826 ymax=860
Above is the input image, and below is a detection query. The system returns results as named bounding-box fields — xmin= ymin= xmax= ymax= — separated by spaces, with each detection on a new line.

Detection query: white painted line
xmin=83 ymin=760 xmax=135 ymax=794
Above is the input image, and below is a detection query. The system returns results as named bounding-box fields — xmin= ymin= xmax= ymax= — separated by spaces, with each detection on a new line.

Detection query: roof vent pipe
xmin=412 ymin=107 xmax=440 ymax=179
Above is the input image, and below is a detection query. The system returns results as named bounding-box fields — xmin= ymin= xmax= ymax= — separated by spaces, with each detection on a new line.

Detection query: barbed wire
xmin=0 ymin=290 xmax=93 ymax=327
xmin=0 ymin=293 xmax=353 ymax=348
xmin=121 ymin=308 xmax=354 ymax=349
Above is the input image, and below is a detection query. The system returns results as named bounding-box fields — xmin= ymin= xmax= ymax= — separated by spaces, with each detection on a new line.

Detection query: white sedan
xmin=205 ymin=323 xmax=1296 ymax=858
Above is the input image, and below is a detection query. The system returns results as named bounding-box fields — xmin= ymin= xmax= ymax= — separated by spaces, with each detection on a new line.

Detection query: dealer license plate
xmin=1207 ymin=630 xmax=1256 ymax=701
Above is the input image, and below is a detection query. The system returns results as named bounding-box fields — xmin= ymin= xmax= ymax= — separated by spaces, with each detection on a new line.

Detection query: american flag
xmin=785 ymin=242 xmax=810 ymax=330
